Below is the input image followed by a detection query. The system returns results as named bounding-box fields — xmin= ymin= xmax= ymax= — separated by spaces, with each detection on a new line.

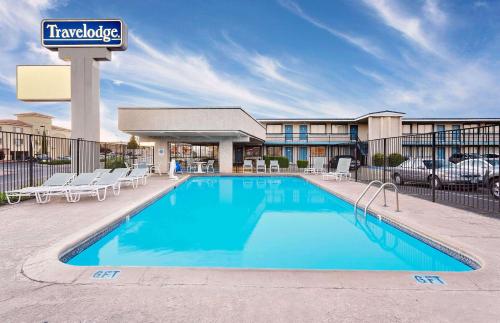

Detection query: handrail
xmin=364 ymin=183 xmax=400 ymax=219
xmin=354 ymin=180 xmax=385 ymax=212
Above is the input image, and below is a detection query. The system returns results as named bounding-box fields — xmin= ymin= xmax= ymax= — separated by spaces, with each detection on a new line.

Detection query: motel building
xmin=118 ymin=107 xmax=500 ymax=173
xmin=0 ymin=112 xmax=71 ymax=161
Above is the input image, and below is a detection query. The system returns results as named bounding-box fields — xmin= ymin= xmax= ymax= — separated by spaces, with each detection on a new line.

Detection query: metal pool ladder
xmin=354 ymin=180 xmax=400 ymax=219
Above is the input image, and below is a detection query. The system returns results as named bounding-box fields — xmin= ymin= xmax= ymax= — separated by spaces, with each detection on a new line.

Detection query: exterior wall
xmin=367 ymin=116 xmax=402 ymax=140
xmin=119 ymin=107 xmax=266 ymax=140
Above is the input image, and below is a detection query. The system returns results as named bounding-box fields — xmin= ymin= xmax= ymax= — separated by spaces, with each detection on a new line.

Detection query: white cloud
xmin=361 ymin=0 xmax=443 ymax=55
xmin=277 ymin=0 xmax=385 ymax=59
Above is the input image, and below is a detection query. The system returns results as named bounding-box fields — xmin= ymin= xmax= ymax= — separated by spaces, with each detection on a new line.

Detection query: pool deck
xmin=1 ymin=174 xmax=500 ymax=322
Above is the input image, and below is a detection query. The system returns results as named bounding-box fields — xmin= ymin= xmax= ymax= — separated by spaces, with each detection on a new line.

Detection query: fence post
xmin=383 ymin=138 xmax=387 ymax=183
xmin=28 ymin=134 xmax=33 ymax=186
xmin=76 ymin=138 xmax=81 ymax=175
xmin=354 ymin=137 xmax=358 ymax=182
xmin=432 ymin=132 xmax=436 ymax=202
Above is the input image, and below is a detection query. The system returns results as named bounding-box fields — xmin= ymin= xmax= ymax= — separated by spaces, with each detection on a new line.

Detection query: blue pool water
xmin=67 ymin=176 xmax=472 ymax=271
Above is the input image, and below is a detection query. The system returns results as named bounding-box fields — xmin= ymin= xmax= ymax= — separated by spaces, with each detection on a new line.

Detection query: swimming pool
xmin=66 ymin=176 xmax=473 ymax=271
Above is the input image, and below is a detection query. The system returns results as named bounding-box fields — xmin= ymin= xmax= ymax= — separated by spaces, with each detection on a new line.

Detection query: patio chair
xmin=186 ymin=161 xmax=195 ymax=173
xmin=119 ymin=168 xmax=148 ymax=188
xmin=322 ymin=157 xmax=352 ymax=181
xmin=269 ymin=160 xmax=280 ymax=173
xmin=243 ymin=160 xmax=253 ymax=173
xmin=205 ymin=160 xmax=215 ymax=173
xmin=36 ymin=173 xmax=100 ymax=203
xmin=93 ymin=168 xmax=111 ymax=178
xmin=5 ymin=173 xmax=75 ymax=204
xmin=150 ymin=162 xmax=162 ymax=175
xmin=112 ymin=168 xmax=130 ymax=177
xmin=65 ymin=172 xmax=124 ymax=202
xmin=256 ymin=160 xmax=266 ymax=173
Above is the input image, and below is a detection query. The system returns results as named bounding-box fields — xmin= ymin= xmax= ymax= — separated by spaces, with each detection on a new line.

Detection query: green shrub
xmin=0 ymin=192 xmax=31 ymax=204
xmin=372 ymin=153 xmax=385 ymax=167
xmin=388 ymin=153 xmax=405 ymax=167
xmin=297 ymin=160 xmax=309 ymax=168
xmin=105 ymin=157 xmax=126 ymax=169
xmin=40 ymin=159 xmax=71 ymax=165
xmin=264 ymin=156 xmax=289 ymax=169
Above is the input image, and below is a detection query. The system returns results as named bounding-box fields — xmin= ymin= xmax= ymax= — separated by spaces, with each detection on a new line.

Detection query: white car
xmin=456 ymin=158 xmax=499 ymax=198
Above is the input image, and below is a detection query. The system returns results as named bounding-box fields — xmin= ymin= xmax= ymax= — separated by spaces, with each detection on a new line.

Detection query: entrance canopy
xmin=118 ymin=107 xmax=266 ymax=143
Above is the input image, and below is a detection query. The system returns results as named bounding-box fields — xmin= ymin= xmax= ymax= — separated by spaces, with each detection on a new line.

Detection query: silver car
xmin=392 ymin=158 xmax=479 ymax=189
xmin=456 ymin=158 xmax=499 ymax=199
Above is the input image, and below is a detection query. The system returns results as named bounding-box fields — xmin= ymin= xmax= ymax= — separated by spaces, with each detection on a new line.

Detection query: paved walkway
xmin=0 ymin=175 xmax=499 ymax=322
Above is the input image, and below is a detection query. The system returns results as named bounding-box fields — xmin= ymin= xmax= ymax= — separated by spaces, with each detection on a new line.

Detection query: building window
xmin=310 ymin=146 xmax=326 ymax=157
xmin=452 ymin=146 xmax=460 ymax=155
xmin=284 ymin=147 xmax=293 ymax=163
xmin=299 ymin=147 xmax=307 ymax=161
xmin=244 ymin=146 xmax=261 ymax=158
xmin=332 ymin=124 xmax=347 ymax=134
xmin=266 ymin=146 xmax=282 ymax=157
xmin=13 ymin=127 xmax=23 ymax=133
xmin=402 ymin=124 xmax=411 ymax=134
xmin=14 ymin=138 xmax=24 ymax=146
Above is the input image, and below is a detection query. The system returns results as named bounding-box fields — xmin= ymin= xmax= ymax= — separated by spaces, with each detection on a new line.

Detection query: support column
xmin=58 ymin=48 xmax=111 ymax=172
xmin=219 ymin=139 xmax=234 ymax=173
xmin=153 ymin=138 xmax=169 ymax=174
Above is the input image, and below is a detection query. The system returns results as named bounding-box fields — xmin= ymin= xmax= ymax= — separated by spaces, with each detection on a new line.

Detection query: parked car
xmin=35 ymin=154 xmax=51 ymax=162
xmin=392 ymin=158 xmax=480 ymax=189
xmin=448 ymin=153 xmax=479 ymax=164
xmin=456 ymin=158 xmax=499 ymax=198
xmin=58 ymin=155 xmax=71 ymax=161
xmin=330 ymin=155 xmax=361 ymax=170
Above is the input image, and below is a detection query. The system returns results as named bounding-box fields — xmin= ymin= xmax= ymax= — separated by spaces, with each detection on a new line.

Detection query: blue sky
xmin=0 ymin=0 xmax=499 ymax=140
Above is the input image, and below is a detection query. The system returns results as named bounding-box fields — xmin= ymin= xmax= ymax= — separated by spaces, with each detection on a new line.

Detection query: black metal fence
xmin=355 ymin=125 xmax=500 ymax=214
xmin=0 ymin=130 xmax=154 ymax=197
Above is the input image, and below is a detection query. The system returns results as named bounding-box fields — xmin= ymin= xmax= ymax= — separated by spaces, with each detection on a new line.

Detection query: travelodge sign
xmin=41 ymin=19 xmax=127 ymax=50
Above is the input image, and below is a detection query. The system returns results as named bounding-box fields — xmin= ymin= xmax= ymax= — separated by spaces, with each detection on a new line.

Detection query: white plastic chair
xmin=243 ymin=160 xmax=253 ymax=173
xmin=256 ymin=160 xmax=266 ymax=173
xmin=205 ymin=160 xmax=215 ymax=173
xmin=322 ymin=158 xmax=352 ymax=181
xmin=269 ymin=160 xmax=280 ymax=173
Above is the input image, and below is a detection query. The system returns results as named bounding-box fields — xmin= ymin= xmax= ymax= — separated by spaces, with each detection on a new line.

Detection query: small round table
xmin=193 ymin=162 xmax=206 ymax=173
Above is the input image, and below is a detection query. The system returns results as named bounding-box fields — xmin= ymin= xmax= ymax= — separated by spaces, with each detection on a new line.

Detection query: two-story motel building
xmin=118 ymin=107 xmax=500 ymax=173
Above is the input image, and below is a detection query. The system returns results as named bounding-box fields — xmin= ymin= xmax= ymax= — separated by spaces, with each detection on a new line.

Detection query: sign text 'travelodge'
xmin=41 ymin=19 xmax=127 ymax=50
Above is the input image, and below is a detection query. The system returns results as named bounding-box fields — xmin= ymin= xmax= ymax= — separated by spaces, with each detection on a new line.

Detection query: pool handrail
xmin=354 ymin=180 xmax=385 ymax=212
xmin=363 ymin=183 xmax=400 ymax=218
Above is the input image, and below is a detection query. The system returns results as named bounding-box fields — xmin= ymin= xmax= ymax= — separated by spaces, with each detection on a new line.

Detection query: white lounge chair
xmin=36 ymin=173 xmax=99 ymax=203
xmin=269 ymin=160 xmax=280 ymax=173
xmin=119 ymin=168 xmax=148 ymax=188
xmin=65 ymin=172 xmax=123 ymax=202
xmin=304 ymin=157 xmax=325 ymax=174
xmin=112 ymin=168 xmax=130 ymax=177
xmin=243 ymin=160 xmax=253 ymax=173
xmin=256 ymin=160 xmax=266 ymax=173
xmin=322 ymin=157 xmax=352 ymax=181
xmin=5 ymin=173 xmax=75 ymax=204
xmin=93 ymin=168 xmax=111 ymax=178
xmin=150 ymin=162 xmax=162 ymax=175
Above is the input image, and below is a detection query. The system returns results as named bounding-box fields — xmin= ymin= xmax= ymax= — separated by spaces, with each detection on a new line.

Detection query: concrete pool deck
xmin=1 ymin=174 xmax=500 ymax=321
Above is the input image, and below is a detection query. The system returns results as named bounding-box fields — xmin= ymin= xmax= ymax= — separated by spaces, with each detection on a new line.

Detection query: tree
xmin=41 ymin=129 xmax=48 ymax=155
xmin=127 ymin=135 xmax=140 ymax=149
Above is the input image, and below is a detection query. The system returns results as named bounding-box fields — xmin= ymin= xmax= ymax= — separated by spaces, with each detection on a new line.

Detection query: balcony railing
xmin=265 ymin=132 xmax=355 ymax=144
